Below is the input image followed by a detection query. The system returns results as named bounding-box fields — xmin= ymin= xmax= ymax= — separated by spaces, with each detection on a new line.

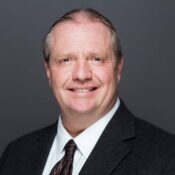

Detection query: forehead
xmin=48 ymin=21 xmax=112 ymax=55
xmin=51 ymin=19 xmax=111 ymax=36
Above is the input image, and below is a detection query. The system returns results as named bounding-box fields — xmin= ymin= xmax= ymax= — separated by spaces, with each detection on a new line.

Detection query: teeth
xmin=74 ymin=88 xmax=92 ymax=93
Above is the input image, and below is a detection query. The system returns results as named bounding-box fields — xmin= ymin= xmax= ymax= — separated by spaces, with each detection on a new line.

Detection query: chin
xmin=68 ymin=105 xmax=97 ymax=115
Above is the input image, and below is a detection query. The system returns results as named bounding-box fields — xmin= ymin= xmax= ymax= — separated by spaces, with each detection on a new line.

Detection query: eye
xmin=93 ymin=57 xmax=102 ymax=61
xmin=59 ymin=57 xmax=72 ymax=64
xmin=89 ymin=57 xmax=105 ymax=65
xmin=63 ymin=57 xmax=71 ymax=62
xmin=91 ymin=57 xmax=102 ymax=62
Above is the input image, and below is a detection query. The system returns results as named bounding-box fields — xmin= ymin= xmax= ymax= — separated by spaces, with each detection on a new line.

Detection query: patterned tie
xmin=49 ymin=139 xmax=77 ymax=175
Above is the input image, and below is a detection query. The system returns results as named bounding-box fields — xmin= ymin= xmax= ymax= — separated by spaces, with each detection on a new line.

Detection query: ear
xmin=44 ymin=62 xmax=51 ymax=86
xmin=116 ymin=58 xmax=124 ymax=83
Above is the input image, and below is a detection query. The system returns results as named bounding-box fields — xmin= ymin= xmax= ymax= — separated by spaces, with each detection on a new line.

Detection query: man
xmin=0 ymin=8 xmax=175 ymax=175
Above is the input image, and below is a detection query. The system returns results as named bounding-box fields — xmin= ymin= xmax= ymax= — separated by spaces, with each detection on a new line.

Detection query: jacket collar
xmin=34 ymin=123 xmax=57 ymax=174
xmin=79 ymin=100 xmax=136 ymax=175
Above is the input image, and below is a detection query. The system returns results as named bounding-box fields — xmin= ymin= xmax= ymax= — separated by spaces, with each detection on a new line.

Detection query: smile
xmin=69 ymin=87 xmax=97 ymax=93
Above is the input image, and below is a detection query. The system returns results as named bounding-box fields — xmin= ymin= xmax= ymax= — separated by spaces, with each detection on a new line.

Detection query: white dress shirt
xmin=42 ymin=98 xmax=120 ymax=175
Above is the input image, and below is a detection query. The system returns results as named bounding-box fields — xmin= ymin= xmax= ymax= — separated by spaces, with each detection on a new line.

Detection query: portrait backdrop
xmin=0 ymin=0 xmax=175 ymax=155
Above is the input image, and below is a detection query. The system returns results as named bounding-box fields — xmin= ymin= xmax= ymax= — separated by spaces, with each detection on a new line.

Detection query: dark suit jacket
xmin=1 ymin=101 xmax=175 ymax=175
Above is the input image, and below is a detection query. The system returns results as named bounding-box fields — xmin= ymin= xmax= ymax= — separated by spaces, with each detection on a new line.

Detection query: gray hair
xmin=42 ymin=8 xmax=123 ymax=63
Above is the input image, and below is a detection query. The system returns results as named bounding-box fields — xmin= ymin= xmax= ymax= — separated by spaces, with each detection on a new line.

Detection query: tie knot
xmin=64 ymin=139 xmax=77 ymax=157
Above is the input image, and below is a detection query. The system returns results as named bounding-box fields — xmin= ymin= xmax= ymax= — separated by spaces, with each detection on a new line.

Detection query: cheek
xmin=49 ymin=69 xmax=68 ymax=89
xmin=93 ymin=66 xmax=116 ymax=84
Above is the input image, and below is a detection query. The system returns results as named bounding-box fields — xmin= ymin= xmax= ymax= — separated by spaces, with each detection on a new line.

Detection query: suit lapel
xmin=28 ymin=123 xmax=57 ymax=175
xmin=79 ymin=101 xmax=136 ymax=175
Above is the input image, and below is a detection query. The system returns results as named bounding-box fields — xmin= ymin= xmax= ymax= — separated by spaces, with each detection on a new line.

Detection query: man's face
xmin=45 ymin=21 xmax=123 ymax=119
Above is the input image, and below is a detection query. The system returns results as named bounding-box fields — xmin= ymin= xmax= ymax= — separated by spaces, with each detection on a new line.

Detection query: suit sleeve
xmin=162 ymin=151 xmax=175 ymax=175
xmin=0 ymin=142 xmax=13 ymax=173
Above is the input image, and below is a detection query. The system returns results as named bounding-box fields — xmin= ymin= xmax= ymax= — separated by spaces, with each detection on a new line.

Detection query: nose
xmin=72 ymin=59 xmax=92 ymax=82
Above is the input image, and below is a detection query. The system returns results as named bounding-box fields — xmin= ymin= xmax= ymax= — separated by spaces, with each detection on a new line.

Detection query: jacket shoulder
xmin=0 ymin=122 xmax=57 ymax=174
xmin=6 ymin=122 xmax=57 ymax=149
xmin=131 ymin=115 xmax=175 ymax=160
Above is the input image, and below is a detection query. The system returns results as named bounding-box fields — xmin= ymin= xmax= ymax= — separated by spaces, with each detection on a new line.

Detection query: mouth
xmin=68 ymin=87 xmax=98 ymax=93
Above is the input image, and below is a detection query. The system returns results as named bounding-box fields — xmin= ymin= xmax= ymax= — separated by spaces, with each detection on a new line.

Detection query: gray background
xmin=0 ymin=0 xmax=175 ymax=155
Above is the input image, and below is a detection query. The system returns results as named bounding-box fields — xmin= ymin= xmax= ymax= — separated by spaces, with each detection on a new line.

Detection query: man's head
xmin=43 ymin=8 xmax=123 ymax=130
xmin=43 ymin=8 xmax=123 ymax=64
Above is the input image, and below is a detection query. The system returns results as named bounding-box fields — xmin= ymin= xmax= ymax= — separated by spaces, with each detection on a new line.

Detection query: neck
xmin=61 ymin=113 xmax=99 ymax=137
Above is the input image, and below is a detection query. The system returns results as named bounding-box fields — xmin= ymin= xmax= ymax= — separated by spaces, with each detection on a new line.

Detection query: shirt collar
xmin=56 ymin=118 xmax=73 ymax=155
xmin=56 ymin=98 xmax=120 ymax=159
